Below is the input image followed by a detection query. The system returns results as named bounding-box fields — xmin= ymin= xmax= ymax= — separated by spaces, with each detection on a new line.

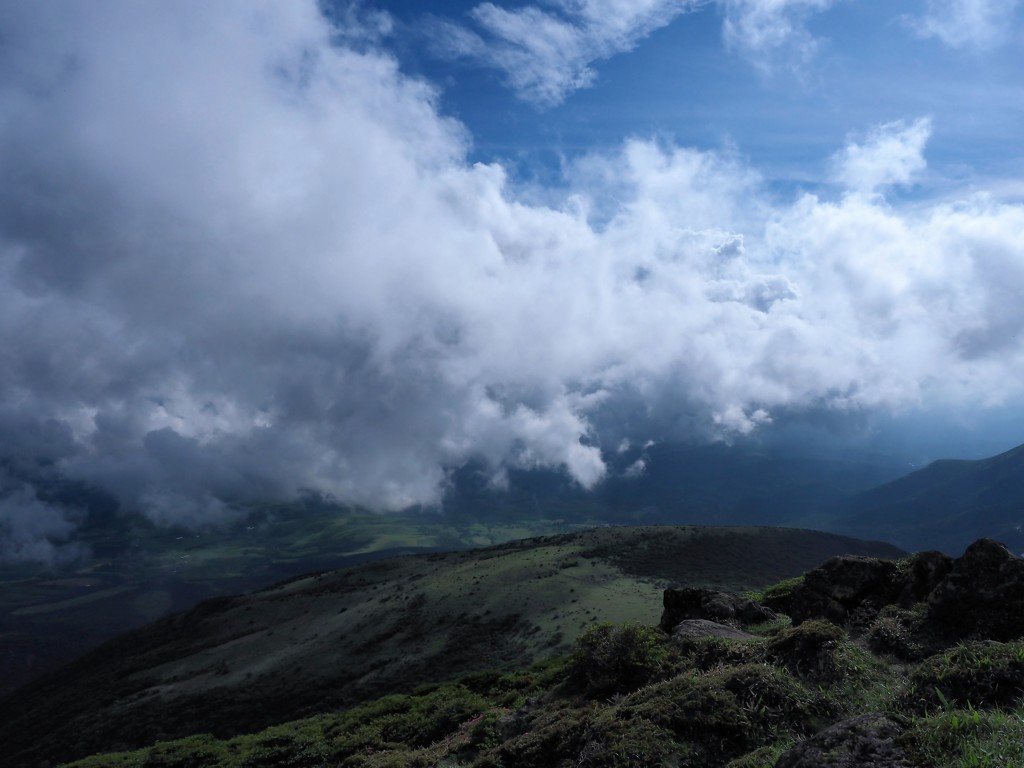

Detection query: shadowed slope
xmin=0 ymin=525 xmax=901 ymax=766
xmin=839 ymin=443 xmax=1024 ymax=553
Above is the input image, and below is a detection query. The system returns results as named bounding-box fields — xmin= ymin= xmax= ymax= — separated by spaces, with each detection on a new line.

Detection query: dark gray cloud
xmin=1 ymin=1 xmax=1024 ymax=554
xmin=0 ymin=470 xmax=86 ymax=565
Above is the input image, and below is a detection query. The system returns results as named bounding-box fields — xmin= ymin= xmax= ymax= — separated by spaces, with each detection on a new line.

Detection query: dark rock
xmin=786 ymin=556 xmax=900 ymax=626
xmin=774 ymin=714 xmax=910 ymax=768
xmin=928 ymin=538 xmax=1024 ymax=640
xmin=660 ymin=588 xmax=776 ymax=632
xmin=775 ymin=549 xmax=955 ymax=633
xmin=670 ymin=619 xmax=758 ymax=642
xmin=896 ymin=550 xmax=953 ymax=606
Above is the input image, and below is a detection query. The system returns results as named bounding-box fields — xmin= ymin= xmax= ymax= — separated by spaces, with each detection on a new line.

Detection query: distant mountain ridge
xmin=837 ymin=442 xmax=1024 ymax=554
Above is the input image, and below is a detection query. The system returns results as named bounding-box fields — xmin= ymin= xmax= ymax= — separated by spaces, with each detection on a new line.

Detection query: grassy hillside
xmin=0 ymin=440 xmax=900 ymax=697
xmin=57 ymin=541 xmax=1024 ymax=768
xmin=0 ymin=525 xmax=902 ymax=766
xmin=63 ymin=631 xmax=1024 ymax=768
xmin=0 ymin=503 xmax=589 ymax=696
xmin=0 ymin=440 xmax=907 ymax=697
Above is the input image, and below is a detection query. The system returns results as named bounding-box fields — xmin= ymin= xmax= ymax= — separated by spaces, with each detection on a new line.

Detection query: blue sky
xmin=377 ymin=0 xmax=1023 ymax=193
xmin=1 ymin=0 xmax=1023 ymax=558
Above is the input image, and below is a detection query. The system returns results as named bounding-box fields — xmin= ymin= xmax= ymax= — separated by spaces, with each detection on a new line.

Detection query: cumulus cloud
xmin=432 ymin=0 xmax=702 ymax=106
xmin=907 ymin=0 xmax=1021 ymax=49
xmin=1 ymin=2 xmax=1024 ymax=532
xmin=832 ymin=118 xmax=932 ymax=195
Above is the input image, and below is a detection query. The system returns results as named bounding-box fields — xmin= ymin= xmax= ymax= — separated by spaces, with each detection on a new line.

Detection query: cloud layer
xmin=1 ymin=2 xmax=1024 ymax=559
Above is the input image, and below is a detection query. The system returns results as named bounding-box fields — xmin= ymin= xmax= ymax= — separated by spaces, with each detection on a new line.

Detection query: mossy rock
xmin=756 ymin=575 xmax=806 ymax=615
xmin=902 ymin=641 xmax=1024 ymax=713
xmin=774 ymin=714 xmax=909 ymax=768
xmin=767 ymin=620 xmax=850 ymax=682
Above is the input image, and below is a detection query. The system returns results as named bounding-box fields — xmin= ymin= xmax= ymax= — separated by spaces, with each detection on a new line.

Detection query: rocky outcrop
xmin=767 ymin=538 xmax=1024 ymax=644
xmin=785 ymin=556 xmax=900 ymax=625
xmin=927 ymin=538 xmax=1024 ymax=640
xmin=773 ymin=550 xmax=952 ymax=628
xmin=896 ymin=550 xmax=953 ymax=606
xmin=660 ymin=588 xmax=776 ymax=632
xmin=656 ymin=537 xmax=1024 ymax=663
xmin=774 ymin=714 xmax=910 ymax=768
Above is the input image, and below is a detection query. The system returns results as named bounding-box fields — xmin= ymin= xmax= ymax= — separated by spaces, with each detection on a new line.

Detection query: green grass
xmin=60 ymin=612 xmax=1024 ymax=768
xmin=0 ymin=507 xmax=591 ymax=696
xmin=56 ymin=554 xmax=1024 ymax=768
xmin=6 ymin=526 xmax=907 ymax=766
xmin=903 ymin=706 xmax=1024 ymax=767
xmin=54 ymin=606 xmax=871 ymax=768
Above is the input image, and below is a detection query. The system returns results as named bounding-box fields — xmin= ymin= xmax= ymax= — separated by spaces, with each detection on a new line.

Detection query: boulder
xmin=927 ymin=538 xmax=1024 ymax=640
xmin=786 ymin=556 xmax=900 ymax=626
xmin=670 ymin=619 xmax=758 ymax=642
xmin=774 ymin=714 xmax=910 ymax=768
xmin=660 ymin=588 xmax=776 ymax=632
xmin=896 ymin=550 xmax=953 ymax=606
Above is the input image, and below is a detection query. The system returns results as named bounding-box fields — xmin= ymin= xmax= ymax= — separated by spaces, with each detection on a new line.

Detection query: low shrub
xmin=567 ymin=623 xmax=673 ymax=698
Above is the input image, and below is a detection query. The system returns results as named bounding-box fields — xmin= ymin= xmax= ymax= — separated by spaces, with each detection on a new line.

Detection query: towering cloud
xmin=0 ymin=1 xmax=1023 ymax=560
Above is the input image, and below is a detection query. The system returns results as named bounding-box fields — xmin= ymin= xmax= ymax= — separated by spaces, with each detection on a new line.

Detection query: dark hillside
xmin=59 ymin=537 xmax=1024 ymax=768
xmin=0 ymin=525 xmax=901 ymax=766
xmin=838 ymin=442 xmax=1024 ymax=553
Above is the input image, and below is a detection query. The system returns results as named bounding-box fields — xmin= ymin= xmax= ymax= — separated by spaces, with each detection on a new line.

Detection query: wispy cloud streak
xmin=908 ymin=0 xmax=1021 ymax=49
xmin=720 ymin=0 xmax=838 ymax=70
xmin=433 ymin=0 xmax=702 ymax=106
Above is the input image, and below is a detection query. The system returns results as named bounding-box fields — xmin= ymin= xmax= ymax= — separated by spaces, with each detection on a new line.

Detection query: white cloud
xmin=832 ymin=118 xmax=932 ymax=195
xmin=908 ymin=0 xmax=1021 ymax=49
xmin=434 ymin=0 xmax=700 ymax=106
xmin=720 ymin=0 xmax=838 ymax=70
xmin=2 ymin=3 xmax=1024 ymax=528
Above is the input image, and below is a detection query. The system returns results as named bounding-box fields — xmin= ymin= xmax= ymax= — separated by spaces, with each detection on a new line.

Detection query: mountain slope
xmin=59 ymin=537 xmax=1024 ymax=768
xmin=838 ymin=442 xmax=1024 ymax=553
xmin=0 ymin=440 xmax=903 ymax=698
xmin=0 ymin=525 xmax=902 ymax=766
xmin=0 ymin=502 xmax=587 ymax=698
